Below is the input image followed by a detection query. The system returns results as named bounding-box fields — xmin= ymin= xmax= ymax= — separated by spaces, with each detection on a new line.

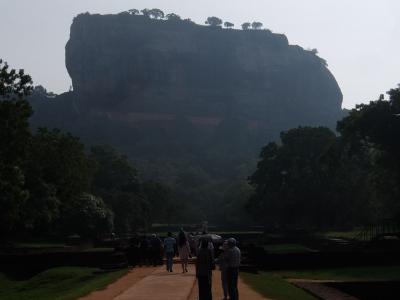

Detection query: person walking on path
xmin=138 ymin=236 xmax=150 ymax=266
xmin=150 ymin=233 xmax=163 ymax=266
xmin=225 ymin=238 xmax=241 ymax=300
xmin=164 ymin=232 xmax=176 ymax=272
xmin=178 ymin=230 xmax=191 ymax=273
xmin=216 ymin=241 xmax=229 ymax=300
xmin=196 ymin=238 xmax=214 ymax=300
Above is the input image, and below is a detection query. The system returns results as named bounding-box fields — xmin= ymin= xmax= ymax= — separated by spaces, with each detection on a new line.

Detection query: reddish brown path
xmin=80 ymin=264 xmax=270 ymax=300
xmin=114 ymin=265 xmax=196 ymax=300
xmin=79 ymin=267 xmax=157 ymax=300
xmin=188 ymin=269 xmax=271 ymax=300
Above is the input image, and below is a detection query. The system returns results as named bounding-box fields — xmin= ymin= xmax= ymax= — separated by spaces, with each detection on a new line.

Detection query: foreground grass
xmin=242 ymin=272 xmax=317 ymax=300
xmin=0 ymin=267 xmax=127 ymax=300
xmin=277 ymin=265 xmax=400 ymax=281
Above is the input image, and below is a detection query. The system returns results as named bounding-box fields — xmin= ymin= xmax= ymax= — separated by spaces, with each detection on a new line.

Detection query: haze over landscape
xmin=2 ymin=1 xmax=400 ymax=300
xmin=1 ymin=0 xmax=400 ymax=108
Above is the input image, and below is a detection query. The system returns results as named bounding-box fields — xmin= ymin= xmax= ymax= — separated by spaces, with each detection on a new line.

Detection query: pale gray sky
xmin=1 ymin=0 xmax=399 ymax=108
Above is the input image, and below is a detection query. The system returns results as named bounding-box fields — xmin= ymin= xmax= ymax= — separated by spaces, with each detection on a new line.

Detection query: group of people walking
xmin=162 ymin=229 xmax=241 ymax=300
xmin=128 ymin=229 xmax=241 ymax=300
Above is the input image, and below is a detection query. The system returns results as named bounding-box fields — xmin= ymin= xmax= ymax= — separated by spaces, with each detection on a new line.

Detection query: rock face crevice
xmin=64 ymin=13 xmax=342 ymax=129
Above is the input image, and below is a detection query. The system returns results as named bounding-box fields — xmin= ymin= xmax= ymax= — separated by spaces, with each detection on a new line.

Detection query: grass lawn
xmin=242 ymin=272 xmax=317 ymax=300
xmin=277 ymin=264 xmax=400 ymax=281
xmin=263 ymin=243 xmax=316 ymax=254
xmin=242 ymin=265 xmax=400 ymax=300
xmin=0 ymin=267 xmax=127 ymax=300
xmin=11 ymin=242 xmax=67 ymax=249
xmin=322 ymin=228 xmax=365 ymax=240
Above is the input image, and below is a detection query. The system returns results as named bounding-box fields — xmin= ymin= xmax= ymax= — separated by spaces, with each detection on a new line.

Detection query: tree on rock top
xmin=166 ymin=13 xmax=181 ymax=21
xmin=149 ymin=8 xmax=165 ymax=19
xmin=128 ymin=9 xmax=139 ymax=15
xmin=205 ymin=16 xmax=223 ymax=27
xmin=224 ymin=21 xmax=234 ymax=29
xmin=241 ymin=22 xmax=251 ymax=30
xmin=141 ymin=8 xmax=150 ymax=18
xmin=252 ymin=22 xmax=263 ymax=30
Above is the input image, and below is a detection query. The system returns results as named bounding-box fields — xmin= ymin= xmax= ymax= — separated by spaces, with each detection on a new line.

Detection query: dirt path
xmin=80 ymin=264 xmax=270 ymax=300
xmin=78 ymin=267 xmax=157 ymax=300
xmin=114 ymin=265 xmax=196 ymax=300
xmin=188 ymin=270 xmax=272 ymax=300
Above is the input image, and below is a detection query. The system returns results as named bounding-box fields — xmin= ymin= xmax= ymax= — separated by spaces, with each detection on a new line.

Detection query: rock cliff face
xmin=30 ymin=13 xmax=344 ymax=222
xmin=65 ymin=13 xmax=342 ymax=130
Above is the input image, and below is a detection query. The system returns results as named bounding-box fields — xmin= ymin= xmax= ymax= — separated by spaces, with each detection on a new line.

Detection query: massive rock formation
xmin=30 ymin=12 xmax=344 ymax=222
xmin=64 ymin=13 xmax=342 ymax=131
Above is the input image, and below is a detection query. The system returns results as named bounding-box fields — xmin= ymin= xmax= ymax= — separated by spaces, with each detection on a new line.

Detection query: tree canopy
xmin=166 ymin=13 xmax=181 ymax=21
xmin=0 ymin=60 xmax=178 ymax=240
xmin=205 ymin=16 xmax=223 ymax=27
xmin=128 ymin=9 xmax=139 ymax=15
xmin=241 ymin=22 xmax=251 ymax=30
xmin=251 ymin=22 xmax=263 ymax=30
xmin=248 ymin=85 xmax=400 ymax=230
xmin=148 ymin=8 xmax=165 ymax=19
xmin=224 ymin=22 xmax=234 ymax=29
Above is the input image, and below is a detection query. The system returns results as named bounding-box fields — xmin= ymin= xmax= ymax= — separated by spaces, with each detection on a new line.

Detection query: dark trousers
xmin=165 ymin=251 xmax=174 ymax=271
xmin=151 ymin=249 xmax=161 ymax=266
xmin=221 ymin=269 xmax=228 ymax=298
xmin=198 ymin=275 xmax=212 ymax=300
xmin=227 ymin=267 xmax=239 ymax=300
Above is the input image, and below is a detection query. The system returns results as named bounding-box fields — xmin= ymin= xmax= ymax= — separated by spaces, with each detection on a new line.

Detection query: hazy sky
xmin=1 ymin=0 xmax=399 ymax=108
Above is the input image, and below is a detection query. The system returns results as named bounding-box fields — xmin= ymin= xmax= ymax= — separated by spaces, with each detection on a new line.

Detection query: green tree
xmin=148 ymin=8 xmax=165 ymax=19
xmin=241 ymin=22 xmax=251 ymax=30
xmin=90 ymin=145 xmax=139 ymax=193
xmin=337 ymin=85 xmax=400 ymax=221
xmin=248 ymin=127 xmax=339 ymax=230
xmin=0 ymin=59 xmax=33 ymax=236
xmin=31 ymin=128 xmax=93 ymax=202
xmin=62 ymin=193 xmax=113 ymax=237
xmin=224 ymin=21 xmax=234 ymax=29
xmin=141 ymin=8 xmax=150 ymax=18
xmin=90 ymin=145 xmax=146 ymax=233
xmin=251 ymin=22 xmax=263 ymax=30
xmin=142 ymin=181 xmax=177 ymax=225
xmin=166 ymin=13 xmax=181 ymax=21
xmin=128 ymin=9 xmax=139 ymax=15
xmin=205 ymin=16 xmax=223 ymax=27
xmin=22 ymin=128 xmax=94 ymax=234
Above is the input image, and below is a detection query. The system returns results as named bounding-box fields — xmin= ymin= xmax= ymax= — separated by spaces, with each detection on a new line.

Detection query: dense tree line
xmin=0 ymin=60 xmax=176 ymax=240
xmin=248 ymin=85 xmax=400 ymax=231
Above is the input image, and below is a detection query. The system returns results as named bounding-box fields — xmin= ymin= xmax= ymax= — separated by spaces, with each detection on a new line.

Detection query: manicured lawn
xmin=242 ymin=272 xmax=317 ymax=300
xmin=323 ymin=229 xmax=364 ymax=240
xmin=11 ymin=242 xmax=67 ymax=249
xmin=277 ymin=265 xmax=400 ymax=281
xmin=0 ymin=267 xmax=127 ymax=300
xmin=242 ymin=265 xmax=400 ymax=300
xmin=263 ymin=243 xmax=316 ymax=254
